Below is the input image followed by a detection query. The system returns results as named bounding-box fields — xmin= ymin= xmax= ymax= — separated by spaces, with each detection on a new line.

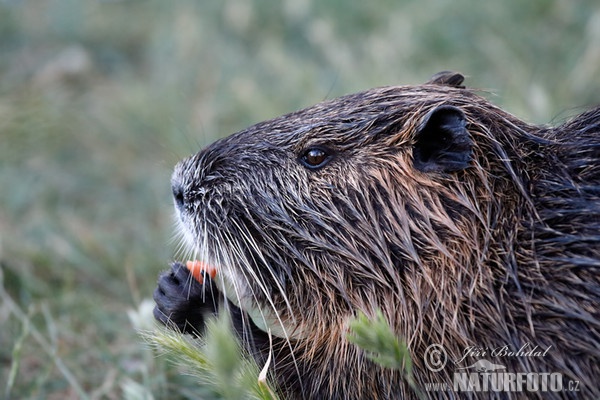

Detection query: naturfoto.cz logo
xmin=423 ymin=343 xmax=581 ymax=394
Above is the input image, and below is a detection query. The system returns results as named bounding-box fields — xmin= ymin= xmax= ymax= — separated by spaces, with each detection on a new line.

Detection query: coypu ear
xmin=425 ymin=71 xmax=465 ymax=88
xmin=412 ymin=105 xmax=472 ymax=172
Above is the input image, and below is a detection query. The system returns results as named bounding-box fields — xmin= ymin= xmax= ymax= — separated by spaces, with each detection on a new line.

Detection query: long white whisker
xmin=227 ymin=218 xmax=304 ymax=394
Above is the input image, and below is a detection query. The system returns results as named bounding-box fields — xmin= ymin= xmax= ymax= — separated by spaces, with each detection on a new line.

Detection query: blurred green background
xmin=0 ymin=0 xmax=598 ymax=398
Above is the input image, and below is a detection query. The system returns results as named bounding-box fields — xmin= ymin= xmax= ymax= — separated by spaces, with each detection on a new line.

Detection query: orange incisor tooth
xmin=185 ymin=260 xmax=217 ymax=284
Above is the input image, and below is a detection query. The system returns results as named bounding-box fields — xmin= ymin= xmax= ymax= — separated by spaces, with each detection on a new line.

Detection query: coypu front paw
xmin=153 ymin=262 xmax=218 ymax=335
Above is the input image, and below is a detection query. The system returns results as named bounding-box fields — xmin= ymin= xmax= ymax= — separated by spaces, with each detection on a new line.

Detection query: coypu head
xmin=170 ymin=71 xmax=600 ymax=396
xmin=170 ymin=72 xmax=532 ymax=338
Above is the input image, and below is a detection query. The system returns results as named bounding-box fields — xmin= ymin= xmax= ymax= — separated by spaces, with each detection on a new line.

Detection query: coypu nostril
xmin=172 ymin=183 xmax=185 ymax=212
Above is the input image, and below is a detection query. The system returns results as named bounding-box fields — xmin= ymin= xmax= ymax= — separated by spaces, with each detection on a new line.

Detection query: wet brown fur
xmin=169 ymin=73 xmax=600 ymax=399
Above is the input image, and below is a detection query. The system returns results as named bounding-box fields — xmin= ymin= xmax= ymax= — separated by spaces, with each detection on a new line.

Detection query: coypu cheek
xmin=412 ymin=105 xmax=473 ymax=173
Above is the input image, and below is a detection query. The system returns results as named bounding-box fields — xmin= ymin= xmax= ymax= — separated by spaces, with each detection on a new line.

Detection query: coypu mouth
xmin=173 ymin=256 xmax=306 ymax=340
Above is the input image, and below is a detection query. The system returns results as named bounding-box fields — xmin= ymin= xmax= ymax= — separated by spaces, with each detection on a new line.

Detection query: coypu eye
xmin=299 ymin=147 xmax=332 ymax=170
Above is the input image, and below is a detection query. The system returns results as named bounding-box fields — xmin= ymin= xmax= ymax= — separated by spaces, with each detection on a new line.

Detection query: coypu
xmin=153 ymin=72 xmax=600 ymax=399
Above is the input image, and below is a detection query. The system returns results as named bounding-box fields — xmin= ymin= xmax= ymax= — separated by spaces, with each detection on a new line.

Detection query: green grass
xmin=142 ymin=311 xmax=279 ymax=400
xmin=0 ymin=0 xmax=598 ymax=398
xmin=347 ymin=311 xmax=422 ymax=398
